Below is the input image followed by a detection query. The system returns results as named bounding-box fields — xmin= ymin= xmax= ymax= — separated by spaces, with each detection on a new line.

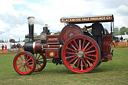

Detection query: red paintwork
xmin=60 ymin=24 xmax=83 ymax=44
xmin=34 ymin=41 xmax=42 ymax=53
xmin=47 ymin=35 xmax=60 ymax=44
xmin=102 ymin=34 xmax=113 ymax=62
xmin=45 ymin=49 xmax=59 ymax=58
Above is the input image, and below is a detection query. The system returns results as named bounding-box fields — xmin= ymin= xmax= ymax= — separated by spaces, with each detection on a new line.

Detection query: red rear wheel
xmin=13 ymin=51 xmax=36 ymax=75
xmin=62 ymin=35 xmax=101 ymax=73
xmin=34 ymin=53 xmax=46 ymax=72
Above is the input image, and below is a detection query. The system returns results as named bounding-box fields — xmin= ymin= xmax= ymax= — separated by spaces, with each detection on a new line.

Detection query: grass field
xmin=0 ymin=47 xmax=128 ymax=85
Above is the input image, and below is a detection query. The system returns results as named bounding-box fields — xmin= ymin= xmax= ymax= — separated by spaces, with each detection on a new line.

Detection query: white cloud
xmin=0 ymin=0 xmax=128 ymax=41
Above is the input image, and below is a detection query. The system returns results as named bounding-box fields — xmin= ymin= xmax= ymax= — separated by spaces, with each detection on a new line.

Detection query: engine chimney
xmin=27 ymin=16 xmax=35 ymax=42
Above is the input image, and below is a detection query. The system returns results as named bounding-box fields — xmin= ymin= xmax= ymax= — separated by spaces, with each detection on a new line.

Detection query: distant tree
xmin=9 ymin=39 xmax=16 ymax=43
xmin=57 ymin=31 xmax=61 ymax=35
xmin=113 ymin=28 xmax=119 ymax=35
xmin=126 ymin=28 xmax=128 ymax=35
xmin=34 ymin=33 xmax=40 ymax=38
xmin=0 ymin=40 xmax=4 ymax=43
xmin=120 ymin=26 xmax=127 ymax=35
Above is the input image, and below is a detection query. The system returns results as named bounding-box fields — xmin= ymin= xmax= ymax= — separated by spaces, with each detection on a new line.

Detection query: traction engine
xmin=13 ymin=15 xmax=114 ymax=75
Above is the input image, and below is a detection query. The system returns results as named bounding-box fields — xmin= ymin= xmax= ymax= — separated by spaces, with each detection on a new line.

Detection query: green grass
xmin=0 ymin=47 xmax=128 ymax=85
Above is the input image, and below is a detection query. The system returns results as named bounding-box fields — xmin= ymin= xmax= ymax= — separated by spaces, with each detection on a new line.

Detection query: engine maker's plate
xmin=60 ymin=24 xmax=83 ymax=44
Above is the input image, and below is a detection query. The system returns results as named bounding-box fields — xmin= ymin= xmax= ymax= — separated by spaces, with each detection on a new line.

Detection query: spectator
xmin=5 ymin=45 xmax=7 ymax=50
xmin=2 ymin=44 xmax=4 ymax=51
xmin=120 ymin=36 xmax=123 ymax=42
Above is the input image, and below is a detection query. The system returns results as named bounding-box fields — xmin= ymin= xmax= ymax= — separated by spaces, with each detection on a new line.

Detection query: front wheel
xmin=13 ymin=51 xmax=36 ymax=75
xmin=62 ymin=35 xmax=101 ymax=73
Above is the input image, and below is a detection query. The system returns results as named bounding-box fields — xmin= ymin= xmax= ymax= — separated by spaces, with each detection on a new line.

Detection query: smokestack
xmin=27 ymin=16 xmax=35 ymax=42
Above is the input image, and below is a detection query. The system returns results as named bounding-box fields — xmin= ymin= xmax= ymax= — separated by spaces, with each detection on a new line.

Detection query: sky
xmin=0 ymin=0 xmax=128 ymax=41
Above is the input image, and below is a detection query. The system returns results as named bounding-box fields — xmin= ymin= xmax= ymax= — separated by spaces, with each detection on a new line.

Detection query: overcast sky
xmin=0 ymin=0 xmax=128 ymax=41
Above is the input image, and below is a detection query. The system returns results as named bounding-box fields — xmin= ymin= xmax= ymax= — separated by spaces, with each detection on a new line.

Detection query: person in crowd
xmin=5 ymin=45 xmax=7 ymax=50
xmin=120 ymin=36 xmax=123 ymax=42
xmin=2 ymin=44 xmax=4 ymax=52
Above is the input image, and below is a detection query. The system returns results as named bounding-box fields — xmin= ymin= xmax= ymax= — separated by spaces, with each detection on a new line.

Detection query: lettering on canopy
xmin=60 ymin=15 xmax=113 ymax=23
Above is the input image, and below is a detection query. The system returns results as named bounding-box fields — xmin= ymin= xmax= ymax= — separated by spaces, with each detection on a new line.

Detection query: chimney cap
xmin=27 ymin=16 xmax=35 ymax=25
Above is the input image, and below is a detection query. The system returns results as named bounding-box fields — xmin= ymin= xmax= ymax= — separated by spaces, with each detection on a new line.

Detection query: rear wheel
xmin=62 ymin=35 xmax=101 ymax=73
xmin=13 ymin=51 xmax=36 ymax=75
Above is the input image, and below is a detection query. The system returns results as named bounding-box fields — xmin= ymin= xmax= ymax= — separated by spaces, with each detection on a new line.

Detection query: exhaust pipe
xmin=27 ymin=16 xmax=35 ymax=42
xmin=24 ymin=16 xmax=35 ymax=53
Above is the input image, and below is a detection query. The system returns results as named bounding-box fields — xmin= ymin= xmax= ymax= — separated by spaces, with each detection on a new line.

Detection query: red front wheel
xmin=34 ymin=53 xmax=46 ymax=72
xmin=13 ymin=51 xmax=36 ymax=75
xmin=62 ymin=35 xmax=101 ymax=73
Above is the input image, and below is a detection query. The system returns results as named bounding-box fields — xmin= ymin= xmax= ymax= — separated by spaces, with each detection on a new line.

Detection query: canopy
xmin=60 ymin=14 xmax=114 ymax=24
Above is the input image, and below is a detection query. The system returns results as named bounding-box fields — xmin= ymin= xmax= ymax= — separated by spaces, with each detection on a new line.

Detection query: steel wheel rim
xmin=13 ymin=52 xmax=35 ymax=75
xmin=34 ymin=53 xmax=46 ymax=72
xmin=62 ymin=35 xmax=100 ymax=73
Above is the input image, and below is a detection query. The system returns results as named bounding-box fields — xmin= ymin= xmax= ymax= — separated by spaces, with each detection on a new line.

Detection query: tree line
xmin=113 ymin=26 xmax=128 ymax=36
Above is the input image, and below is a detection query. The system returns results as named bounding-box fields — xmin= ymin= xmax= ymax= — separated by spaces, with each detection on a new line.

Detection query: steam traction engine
xmin=13 ymin=15 xmax=114 ymax=75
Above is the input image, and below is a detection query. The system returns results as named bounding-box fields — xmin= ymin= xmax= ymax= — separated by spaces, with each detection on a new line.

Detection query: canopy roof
xmin=60 ymin=14 xmax=114 ymax=24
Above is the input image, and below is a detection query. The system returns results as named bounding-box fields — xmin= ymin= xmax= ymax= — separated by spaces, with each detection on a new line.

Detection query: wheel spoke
xmin=86 ymin=60 xmax=93 ymax=67
xmin=27 ymin=61 xmax=33 ymax=64
xmin=38 ymin=63 xmax=42 ymax=67
xmin=87 ymin=54 xmax=96 ymax=57
xmin=66 ymin=52 xmax=77 ymax=55
xmin=77 ymin=58 xmax=80 ymax=69
xmin=82 ymin=59 xmax=88 ymax=68
xmin=85 ymin=56 xmax=95 ymax=61
xmin=70 ymin=43 xmax=77 ymax=50
xmin=24 ymin=66 xmax=27 ymax=72
xmin=37 ymin=54 xmax=41 ymax=59
xmin=81 ymin=60 xmax=83 ymax=70
xmin=66 ymin=55 xmax=76 ymax=59
xmin=73 ymin=40 xmax=78 ymax=49
xmin=38 ymin=58 xmax=43 ymax=60
xmin=85 ymin=45 xmax=94 ymax=51
xmin=69 ymin=57 xmax=77 ymax=64
xmin=17 ymin=60 xmax=22 ymax=63
xmin=37 ymin=64 xmax=39 ymax=69
xmin=82 ymin=39 xmax=86 ymax=49
xmin=26 ymin=64 xmax=32 ymax=70
xmin=17 ymin=63 xmax=22 ymax=65
xmin=25 ymin=55 xmax=29 ymax=61
xmin=71 ymin=59 xmax=78 ymax=68
xmin=26 ymin=58 xmax=32 ymax=62
xmin=22 ymin=66 xmax=25 ymax=72
xmin=19 ymin=56 xmax=23 ymax=61
xmin=18 ymin=65 xmax=22 ymax=69
xmin=85 ymin=50 xmax=96 ymax=54
xmin=82 ymin=42 xmax=90 ymax=51
xmin=79 ymin=40 xmax=81 ymax=50
xmin=66 ymin=47 xmax=76 ymax=52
